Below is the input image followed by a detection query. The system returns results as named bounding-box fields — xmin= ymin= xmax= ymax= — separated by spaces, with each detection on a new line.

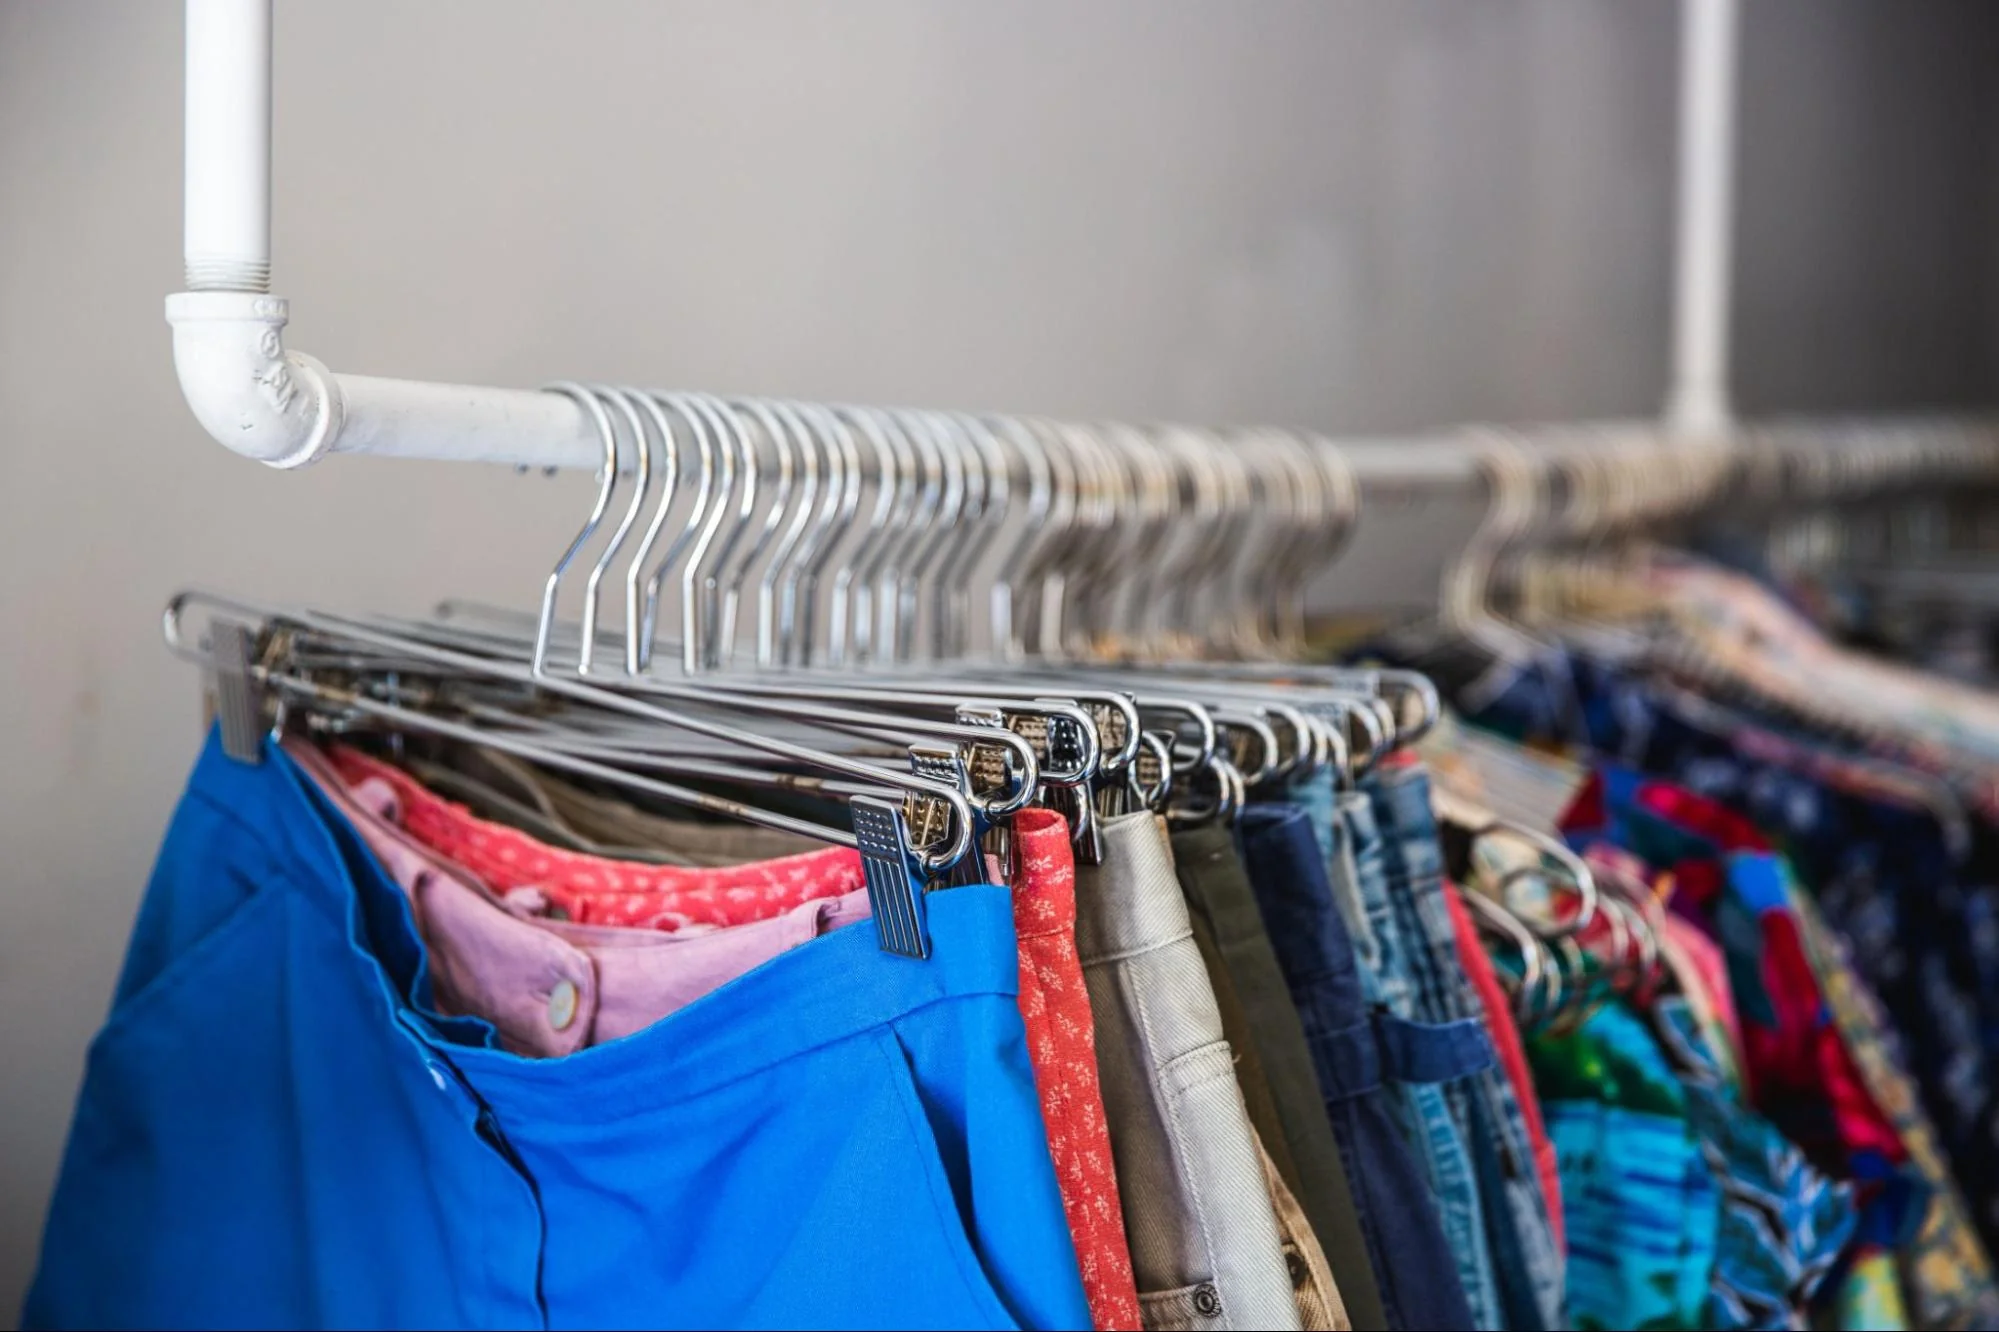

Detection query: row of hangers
xmin=176 ymin=384 xmax=1922 ymax=1021
xmin=480 ymin=383 xmax=1377 ymax=673
xmin=1427 ymin=418 xmax=1999 ymax=667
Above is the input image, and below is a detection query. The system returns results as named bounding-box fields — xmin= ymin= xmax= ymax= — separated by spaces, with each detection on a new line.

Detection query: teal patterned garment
xmin=1651 ymin=997 xmax=1858 ymax=1330
xmin=1532 ymin=1002 xmax=1721 ymax=1331
xmin=1532 ymin=992 xmax=1859 ymax=1331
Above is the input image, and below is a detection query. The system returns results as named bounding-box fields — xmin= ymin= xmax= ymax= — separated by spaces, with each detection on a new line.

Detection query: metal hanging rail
xmin=164 ymin=0 xmax=1488 ymax=491
xmin=164 ymin=0 xmax=1992 ymax=508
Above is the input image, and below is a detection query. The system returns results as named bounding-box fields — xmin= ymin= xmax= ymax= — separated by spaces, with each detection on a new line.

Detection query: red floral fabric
xmin=327 ymin=747 xmax=862 ymax=931
xmin=1010 ymin=808 xmax=1142 ymax=1332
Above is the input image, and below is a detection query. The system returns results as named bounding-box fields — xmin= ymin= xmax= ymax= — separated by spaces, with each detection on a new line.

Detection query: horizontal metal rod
xmin=172 ymin=0 xmax=1997 ymax=517
xmin=209 ymin=368 xmax=1999 ymax=511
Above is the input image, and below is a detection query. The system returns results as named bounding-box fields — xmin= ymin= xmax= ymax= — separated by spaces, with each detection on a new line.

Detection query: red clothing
xmin=1011 ymin=809 xmax=1142 ymax=1332
xmin=1629 ymin=782 xmax=1910 ymax=1170
xmin=1442 ymin=883 xmax=1565 ymax=1252
xmin=328 ymin=747 xmax=863 ymax=930
xmin=1562 ymin=770 xmax=1914 ymax=1227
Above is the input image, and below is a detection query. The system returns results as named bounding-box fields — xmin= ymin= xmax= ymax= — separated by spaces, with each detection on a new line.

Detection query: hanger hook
xmin=534 ymin=382 xmax=622 ymax=678
xmin=753 ymin=399 xmax=823 ymax=669
xmin=575 ymin=384 xmax=653 ymax=677
xmin=792 ymin=401 xmax=863 ymax=666
xmin=834 ymin=405 xmax=910 ymax=665
xmin=707 ymin=398 xmax=788 ymax=671
xmin=638 ymin=390 xmax=719 ymax=668
xmin=614 ymin=386 xmax=682 ymax=676
xmin=985 ymin=416 xmax=1053 ymax=660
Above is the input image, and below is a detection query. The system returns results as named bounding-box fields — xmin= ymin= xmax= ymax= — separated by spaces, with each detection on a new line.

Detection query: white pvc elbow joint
xmin=166 ymin=290 xmax=343 ymax=469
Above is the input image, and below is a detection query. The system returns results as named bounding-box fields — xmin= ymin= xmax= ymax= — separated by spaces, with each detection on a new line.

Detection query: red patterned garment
xmin=1009 ymin=808 xmax=1142 ymax=1332
xmin=326 ymin=747 xmax=863 ymax=931
xmin=1620 ymin=781 xmax=1911 ymax=1168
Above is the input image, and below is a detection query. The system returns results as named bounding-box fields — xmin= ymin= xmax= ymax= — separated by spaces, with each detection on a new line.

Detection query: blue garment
xmin=1651 ymin=998 xmax=1858 ymax=1330
xmin=1233 ymin=801 xmax=1479 ymax=1332
xmin=26 ymin=730 xmax=1091 ymax=1331
xmin=1546 ymin=1099 xmax=1717 ymax=1331
xmin=1530 ymin=998 xmax=1723 ymax=1332
xmin=1362 ymin=766 xmax=1567 ymax=1331
xmin=1334 ymin=783 xmax=1504 ymax=1330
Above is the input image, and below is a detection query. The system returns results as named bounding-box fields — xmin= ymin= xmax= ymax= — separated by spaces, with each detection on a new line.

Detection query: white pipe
xmin=171 ymin=0 xmax=601 ymax=468
xmin=166 ymin=291 xmax=602 ymax=469
xmin=184 ymin=0 xmax=271 ymax=292
xmin=167 ymin=0 xmax=1988 ymax=497
xmin=167 ymin=292 xmax=334 ymax=468
xmin=1665 ymin=0 xmax=1739 ymax=433
xmin=331 ymin=372 xmax=599 ymax=468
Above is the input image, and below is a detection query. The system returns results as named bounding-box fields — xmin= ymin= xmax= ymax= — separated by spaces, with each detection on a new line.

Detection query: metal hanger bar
xmin=692 ymin=678 xmax=1103 ymax=784
xmin=443 ymin=723 xmax=906 ymax=811
xmin=423 ymin=604 xmax=1146 ymax=778
xmin=267 ymin=670 xmax=868 ymax=852
xmin=295 ymin=603 xmax=1051 ymax=815
xmin=166 ymin=589 xmax=978 ymax=873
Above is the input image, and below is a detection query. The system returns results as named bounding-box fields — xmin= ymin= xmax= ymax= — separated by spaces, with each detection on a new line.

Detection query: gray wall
xmin=1736 ymin=0 xmax=1999 ymax=413
xmin=1 ymin=0 xmax=1995 ymax=1315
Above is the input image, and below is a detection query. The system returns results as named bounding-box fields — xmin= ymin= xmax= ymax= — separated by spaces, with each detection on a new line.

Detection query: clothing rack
xmin=167 ymin=0 xmax=1996 ymax=519
xmin=29 ymin=12 xmax=1999 ymax=1327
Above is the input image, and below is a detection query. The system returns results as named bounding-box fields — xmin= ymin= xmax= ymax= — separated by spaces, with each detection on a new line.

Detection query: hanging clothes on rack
xmin=1362 ymin=431 xmax=1999 ymax=1331
xmin=26 ymin=397 xmax=1426 ymax=1332
xmin=25 ymin=395 xmax=1999 ymax=1332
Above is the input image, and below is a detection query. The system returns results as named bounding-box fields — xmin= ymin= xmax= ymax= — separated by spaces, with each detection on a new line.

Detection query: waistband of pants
xmin=1237 ymin=804 xmax=1329 ymax=894
xmin=1363 ymin=762 xmax=1438 ymax=838
xmin=225 ymin=734 xmax=1023 ymax=1122
xmin=432 ymin=879 xmax=1020 ymax=1118
xmin=1074 ymin=809 xmax=1193 ymax=964
xmin=1337 ymin=789 xmax=1382 ymax=853
xmin=1235 ymin=802 xmax=1359 ymax=984
xmin=328 ymin=744 xmax=867 ymax=920
xmin=1167 ymin=824 xmax=1271 ymax=948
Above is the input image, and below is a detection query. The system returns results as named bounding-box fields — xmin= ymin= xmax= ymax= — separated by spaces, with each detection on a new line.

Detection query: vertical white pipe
xmin=184 ymin=0 xmax=272 ymax=292
xmin=1666 ymin=0 xmax=1739 ymax=432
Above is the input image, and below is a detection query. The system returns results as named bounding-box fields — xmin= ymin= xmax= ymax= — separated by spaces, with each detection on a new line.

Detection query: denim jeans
xmin=1237 ymin=800 xmax=1481 ymax=1331
xmin=1334 ymin=784 xmax=1503 ymax=1329
xmin=1366 ymin=763 xmax=1566 ymax=1330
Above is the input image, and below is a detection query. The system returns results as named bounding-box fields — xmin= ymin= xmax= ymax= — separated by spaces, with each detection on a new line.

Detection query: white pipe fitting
xmin=167 ymin=291 xmax=343 ymax=468
xmin=167 ymin=290 xmax=605 ymax=469
xmin=171 ymin=0 xmax=605 ymax=470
